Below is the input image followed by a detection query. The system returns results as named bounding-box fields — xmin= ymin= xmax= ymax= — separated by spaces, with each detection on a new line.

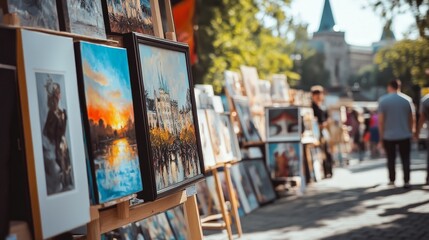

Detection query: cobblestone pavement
xmin=204 ymin=150 xmax=429 ymax=240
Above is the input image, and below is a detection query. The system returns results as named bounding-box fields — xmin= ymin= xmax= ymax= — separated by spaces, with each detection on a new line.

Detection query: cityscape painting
xmin=134 ymin=37 xmax=203 ymax=196
xmin=104 ymin=0 xmax=154 ymax=35
xmin=76 ymin=42 xmax=143 ymax=204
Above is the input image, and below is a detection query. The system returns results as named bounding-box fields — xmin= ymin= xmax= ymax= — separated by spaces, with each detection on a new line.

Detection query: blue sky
xmin=289 ymin=0 xmax=417 ymax=46
xmin=139 ymin=44 xmax=190 ymax=108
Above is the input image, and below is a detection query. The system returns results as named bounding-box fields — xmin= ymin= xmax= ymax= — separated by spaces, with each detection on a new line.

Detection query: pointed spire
xmin=380 ymin=20 xmax=396 ymax=41
xmin=318 ymin=0 xmax=336 ymax=32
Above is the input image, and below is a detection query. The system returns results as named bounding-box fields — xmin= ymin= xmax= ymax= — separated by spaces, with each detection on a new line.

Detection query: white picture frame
xmin=17 ymin=30 xmax=90 ymax=239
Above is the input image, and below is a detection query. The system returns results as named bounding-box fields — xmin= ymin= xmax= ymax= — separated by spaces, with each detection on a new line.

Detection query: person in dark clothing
xmin=311 ymin=85 xmax=333 ymax=178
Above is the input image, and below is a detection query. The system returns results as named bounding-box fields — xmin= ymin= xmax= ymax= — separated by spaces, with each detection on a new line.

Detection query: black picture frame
xmin=124 ymin=33 xmax=205 ymax=200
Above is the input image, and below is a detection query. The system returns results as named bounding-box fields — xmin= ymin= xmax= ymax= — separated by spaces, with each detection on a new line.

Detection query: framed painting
xmin=196 ymin=109 xmax=216 ymax=169
xmin=6 ymin=0 xmax=59 ymax=30
xmin=230 ymin=163 xmax=259 ymax=214
xmin=205 ymin=109 xmax=234 ymax=163
xmin=17 ymin=29 xmax=90 ymax=239
xmin=224 ymin=70 xmax=244 ymax=97
xmin=166 ymin=205 xmax=188 ymax=240
xmin=219 ymin=113 xmax=241 ymax=161
xmin=239 ymin=65 xmax=261 ymax=102
xmin=125 ymin=33 xmax=204 ymax=200
xmin=310 ymin=147 xmax=323 ymax=181
xmin=266 ymin=142 xmax=302 ymax=179
xmin=102 ymin=0 xmax=154 ymax=35
xmin=258 ymin=80 xmax=272 ymax=105
xmin=242 ymin=159 xmax=276 ymax=205
xmin=57 ymin=0 xmax=106 ymax=39
xmin=266 ymin=106 xmax=301 ymax=142
xmin=74 ymin=41 xmax=143 ymax=204
xmin=271 ymin=74 xmax=290 ymax=103
xmin=232 ymin=97 xmax=261 ymax=143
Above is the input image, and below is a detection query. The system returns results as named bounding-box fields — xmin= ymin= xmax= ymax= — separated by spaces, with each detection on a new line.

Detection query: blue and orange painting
xmin=138 ymin=44 xmax=201 ymax=192
xmin=79 ymin=42 xmax=143 ymax=203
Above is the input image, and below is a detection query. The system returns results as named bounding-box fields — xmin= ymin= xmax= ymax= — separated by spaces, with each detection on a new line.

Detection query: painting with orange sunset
xmin=77 ymin=42 xmax=143 ymax=204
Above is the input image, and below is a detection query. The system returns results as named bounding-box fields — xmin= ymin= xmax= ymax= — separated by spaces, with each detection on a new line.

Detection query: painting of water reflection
xmin=76 ymin=41 xmax=143 ymax=203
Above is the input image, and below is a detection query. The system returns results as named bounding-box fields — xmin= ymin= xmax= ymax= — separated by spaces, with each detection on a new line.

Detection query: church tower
xmin=312 ymin=0 xmax=350 ymax=87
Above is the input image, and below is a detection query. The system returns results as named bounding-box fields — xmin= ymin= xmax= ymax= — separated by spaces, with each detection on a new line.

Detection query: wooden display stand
xmin=4 ymin=0 xmax=203 ymax=239
xmin=201 ymin=161 xmax=243 ymax=240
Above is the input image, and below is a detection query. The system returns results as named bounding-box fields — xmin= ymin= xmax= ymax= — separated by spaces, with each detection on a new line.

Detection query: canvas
xmin=219 ymin=113 xmax=241 ymax=161
xmin=224 ymin=70 xmax=243 ymax=97
xmin=271 ymin=74 xmax=290 ymax=103
xmin=102 ymin=222 xmax=148 ymax=240
xmin=230 ymin=163 xmax=259 ymax=214
xmin=239 ymin=65 xmax=263 ymax=113
xmin=125 ymin=34 xmax=204 ymax=199
xmin=166 ymin=205 xmax=188 ymax=240
xmin=196 ymin=110 xmax=216 ymax=168
xmin=266 ymin=142 xmax=301 ymax=178
xmin=233 ymin=97 xmax=261 ymax=142
xmin=58 ymin=0 xmax=106 ymax=39
xmin=258 ymin=80 xmax=272 ymax=105
xmin=266 ymin=107 xmax=301 ymax=141
xmin=243 ymin=159 xmax=277 ymax=204
xmin=142 ymin=213 xmax=175 ymax=240
xmin=310 ymin=147 xmax=323 ymax=181
xmin=7 ymin=0 xmax=59 ymax=30
xmin=218 ymin=170 xmax=245 ymax=216
xmin=205 ymin=109 xmax=232 ymax=164
xmin=196 ymin=176 xmax=221 ymax=217
xmin=75 ymin=41 xmax=143 ymax=204
xmin=18 ymin=30 xmax=89 ymax=239
xmin=103 ymin=0 xmax=153 ymax=35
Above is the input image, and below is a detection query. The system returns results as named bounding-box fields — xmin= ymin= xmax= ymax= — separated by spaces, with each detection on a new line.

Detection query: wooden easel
xmin=201 ymin=161 xmax=243 ymax=240
xmin=4 ymin=0 xmax=204 ymax=239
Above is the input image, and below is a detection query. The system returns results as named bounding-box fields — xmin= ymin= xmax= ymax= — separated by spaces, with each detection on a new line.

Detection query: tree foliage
xmin=369 ymin=0 xmax=429 ymax=39
xmin=194 ymin=0 xmax=296 ymax=93
xmin=375 ymin=39 xmax=429 ymax=88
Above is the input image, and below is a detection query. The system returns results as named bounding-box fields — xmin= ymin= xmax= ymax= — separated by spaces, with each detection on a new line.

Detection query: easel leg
xmin=213 ymin=169 xmax=233 ymax=240
xmin=224 ymin=164 xmax=243 ymax=237
xmin=184 ymin=195 xmax=203 ymax=240
xmin=86 ymin=219 xmax=100 ymax=240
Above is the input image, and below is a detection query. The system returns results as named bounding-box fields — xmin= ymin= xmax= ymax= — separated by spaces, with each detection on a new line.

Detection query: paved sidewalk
xmin=204 ymin=152 xmax=429 ymax=240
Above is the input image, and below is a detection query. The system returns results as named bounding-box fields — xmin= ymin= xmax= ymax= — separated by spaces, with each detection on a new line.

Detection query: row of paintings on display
xmin=102 ymin=205 xmax=188 ymax=240
xmin=3 ymin=0 xmax=155 ymax=38
xmin=196 ymin=160 xmax=277 ymax=218
xmin=17 ymin=29 xmax=203 ymax=238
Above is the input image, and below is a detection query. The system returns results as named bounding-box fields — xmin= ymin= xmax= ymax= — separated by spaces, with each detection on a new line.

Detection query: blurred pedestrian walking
xmin=369 ymin=110 xmax=380 ymax=157
xmin=311 ymin=85 xmax=333 ymax=178
xmin=378 ymin=80 xmax=415 ymax=188
xmin=415 ymin=93 xmax=429 ymax=185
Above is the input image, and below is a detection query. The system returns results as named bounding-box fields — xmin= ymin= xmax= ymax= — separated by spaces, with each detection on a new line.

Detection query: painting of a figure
xmin=36 ymin=72 xmax=74 ymax=195
xmin=267 ymin=142 xmax=301 ymax=178
xmin=267 ymin=107 xmax=300 ymax=141
xmin=7 ymin=0 xmax=59 ymax=30
xmin=77 ymin=42 xmax=143 ymax=203
xmin=105 ymin=0 xmax=153 ymax=35
xmin=59 ymin=0 xmax=106 ymax=39
xmin=139 ymin=43 xmax=201 ymax=192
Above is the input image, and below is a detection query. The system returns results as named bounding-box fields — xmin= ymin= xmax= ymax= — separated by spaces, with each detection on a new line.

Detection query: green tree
xmin=375 ymin=39 xmax=429 ymax=89
xmin=194 ymin=0 xmax=296 ymax=93
xmin=369 ymin=0 xmax=429 ymax=39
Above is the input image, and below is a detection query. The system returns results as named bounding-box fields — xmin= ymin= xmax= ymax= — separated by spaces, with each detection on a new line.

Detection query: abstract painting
xmin=243 ymin=159 xmax=276 ymax=204
xmin=266 ymin=107 xmax=301 ymax=141
xmin=205 ymin=109 xmax=233 ymax=163
xmin=75 ymin=41 xmax=143 ymax=204
xmin=219 ymin=113 xmax=241 ymax=161
xmin=197 ymin=109 xmax=216 ymax=168
xmin=266 ymin=142 xmax=301 ymax=178
xmin=230 ymin=164 xmax=259 ymax=214
xmin=19 ymin=30 xmax=90 ymax=238
xmin=58 ymin=0 xmax=106 ymax=39
xmin=233 ymin=97 xmax=261 ymax=142
xmin=7 ymin=0 xmax=59 ymax=30
xmin=166 ymin=205 xmax=188 ymax=240
xmin=103 ymin=0 xmax=154 ymax=35
xmin=126 ymin=34 xmax=204 ymax=199
xmin=36 ymin=72 xmax=74 ymax=195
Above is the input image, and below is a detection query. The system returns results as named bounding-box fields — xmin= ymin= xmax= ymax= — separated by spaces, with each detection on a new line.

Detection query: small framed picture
xmin=266 ymin=142 xmax=302 ymax=179
xmin=266 ymin=106 xmax=301 ymax=142
xmin=232 ymin=97 xmax=261 ymax=143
